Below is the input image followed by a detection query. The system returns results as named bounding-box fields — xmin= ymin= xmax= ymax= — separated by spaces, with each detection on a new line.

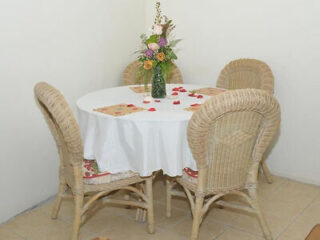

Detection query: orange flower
xmin=156 ymin=52 xmax=166 ymax=62
xmin=143 ymin=60 xmax=153 ymax=70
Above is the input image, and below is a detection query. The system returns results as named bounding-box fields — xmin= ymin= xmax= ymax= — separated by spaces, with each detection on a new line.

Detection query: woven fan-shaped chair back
xmin=34 ymin=82 xmax=83 ymax=171
xmin=187 ymin=89 xmax=280 ymax=194
xmin=217 ymin=59 xmax=274 ymax=94
xmin=122 ymin=60 xmax=183 ymax=85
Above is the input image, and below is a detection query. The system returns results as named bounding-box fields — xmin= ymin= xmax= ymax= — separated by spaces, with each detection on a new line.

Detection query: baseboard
xmin=0 ymin=194 xmax=56 ymax=226
xmin=271 ymin=170 xmax=320 ymax=186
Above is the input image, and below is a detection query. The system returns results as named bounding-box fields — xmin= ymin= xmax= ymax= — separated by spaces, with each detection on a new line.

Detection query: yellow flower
xmin=156 ymin=52 xmax=166 ymax=62
xmin=143 ymin=60 xmax=154 ymax=70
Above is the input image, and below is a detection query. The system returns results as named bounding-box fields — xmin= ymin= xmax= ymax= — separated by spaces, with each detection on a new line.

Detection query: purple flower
xmin=145 ymin=49 xmax=154 ymax=57
xmin=158 ymin=37 xmax=168 ymax=47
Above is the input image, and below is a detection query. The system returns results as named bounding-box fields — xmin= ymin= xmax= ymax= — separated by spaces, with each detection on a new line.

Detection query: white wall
xmin=0 ymin=0 xmax=145 ymax=223
xmin=145 ymin=0 xmax=320 ymax=185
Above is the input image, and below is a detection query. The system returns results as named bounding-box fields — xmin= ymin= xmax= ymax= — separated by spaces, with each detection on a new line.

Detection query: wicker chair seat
xmin=83 ymin=159 xmax=138 ymax=185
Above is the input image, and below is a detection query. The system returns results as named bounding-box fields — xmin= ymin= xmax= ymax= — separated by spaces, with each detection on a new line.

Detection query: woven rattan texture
xmin=185 ymin=89 xmax=280 ymax=194
xmin=217 ymin=59 xmax=274 ymax=94
xmin=34 ymin=82 xmax=155 ymax=240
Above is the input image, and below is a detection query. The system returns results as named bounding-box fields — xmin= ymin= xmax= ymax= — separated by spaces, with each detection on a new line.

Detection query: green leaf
xmin=140 ymin=34 xmax=147 ymax=41
xmin=146 ymin=34 xmax=159 ymax=44
xmin=166 ymin=48 xmax=178 ymax=60
xmin=169 ymin=39 xmax=182 ymax=48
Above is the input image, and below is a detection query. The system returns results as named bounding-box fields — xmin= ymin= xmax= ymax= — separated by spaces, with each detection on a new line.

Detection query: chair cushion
xmin=182 ymin=168 xmax=198 ymax=184
xmin=83 ymin=159 xmax=138 ymax=185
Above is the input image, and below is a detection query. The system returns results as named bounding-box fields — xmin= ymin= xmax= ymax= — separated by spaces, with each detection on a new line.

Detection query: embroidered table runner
xmin=94 ymin=104 xmax=145 ymax=117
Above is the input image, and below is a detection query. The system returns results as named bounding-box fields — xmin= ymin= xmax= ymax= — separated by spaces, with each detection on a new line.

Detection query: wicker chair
xmin=122 ymin=60 xmax=183 ymax=85
xmin=166 ymin=89 xmax=281 ymax=240
xmin=34 ymin=82 xmax=155 ymax=240
xmin=217 ymin=58 xmax=275 ymax=183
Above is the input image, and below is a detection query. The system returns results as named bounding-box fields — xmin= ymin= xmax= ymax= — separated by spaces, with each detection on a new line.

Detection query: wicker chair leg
xmin=71 ymin=193 xmax=84 ymax=240
xmin=248 ymin=189 xmax=273 ymax=240
xmin=191 ymin=196 xmax=204 ymax=240
xmin=146 ymin=177 xmax=155 ymax=234
xmin=51 ymin=183 xmax=68 ymax=219
xmin=261 ymin=158 xmax=273 ymax=184
xmin=166 ymin=179 xmax=173 ymax=218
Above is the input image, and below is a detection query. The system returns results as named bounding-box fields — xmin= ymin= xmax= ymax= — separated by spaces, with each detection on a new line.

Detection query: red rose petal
xmin=173 ymin=100 xmax=180 ymax=105
xmin=148 ymin=108 xmax=156 ymax=112
xmin=179 ymin=89 xmax=187 ymax=92
xmin=154 ymin=100 xmax=161 ymax=102
xmin=197 ymin=95 xmax=204 ymax=98
xmin=191 ymin=103 xmax=200 ymax=107
xmin=172 ymin=92 xmax=179 ymax=96
xmin=188 ymin=93 xmax=196 ymax=97
xmin=178 ymin=86 xmax=184 ymax=89
xmin=143 ymin=101 xmax=150 ymax=104
xmin=127 ymin=104 xmax=135 ymax=107
xmin=172 ymin=87 xmax=180 ymax=91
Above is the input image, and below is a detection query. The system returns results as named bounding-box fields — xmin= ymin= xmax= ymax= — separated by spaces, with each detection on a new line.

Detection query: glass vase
xmin=151 ymin=65 xmax=166 ymax=98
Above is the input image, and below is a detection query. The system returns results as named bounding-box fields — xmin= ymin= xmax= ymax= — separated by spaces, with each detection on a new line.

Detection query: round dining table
xmin=77 ymin=84 xmax=224 ymax=177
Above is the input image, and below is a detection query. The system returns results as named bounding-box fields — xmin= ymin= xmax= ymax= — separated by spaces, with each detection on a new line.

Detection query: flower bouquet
xmin=136 ymin=2 xmax=181 ymax=98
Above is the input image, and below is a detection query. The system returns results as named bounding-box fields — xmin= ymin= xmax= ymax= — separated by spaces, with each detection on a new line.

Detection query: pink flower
xmin=153 ymin=25 xmax=163 ymax=35
xmin=148 ymin=43 xmax=160 ymax=51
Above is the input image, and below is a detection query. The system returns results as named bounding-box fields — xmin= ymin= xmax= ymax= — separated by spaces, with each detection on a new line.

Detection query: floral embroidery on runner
xmin=129 ymin=86 xmax=151 ymax=93
xmin=94 ymin=104 xmax=145 ymax=117
xmin=192 ymin=87 xmax=226 ymax=96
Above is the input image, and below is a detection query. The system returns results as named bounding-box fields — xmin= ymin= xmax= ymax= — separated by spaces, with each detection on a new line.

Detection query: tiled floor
xmin=1 ymin=175 xmax=320 ymax=240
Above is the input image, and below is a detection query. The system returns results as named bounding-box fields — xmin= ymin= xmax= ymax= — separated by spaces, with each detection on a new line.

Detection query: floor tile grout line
xmin=214 ymin=225 xmax=264 ymax=239
xmin=212 ymin=229 xmax=226 ymax=240
xmin=275 ymin=192 xmax=320 ymax=240
xmin=210 ymin=218 xmax=264 ymax=238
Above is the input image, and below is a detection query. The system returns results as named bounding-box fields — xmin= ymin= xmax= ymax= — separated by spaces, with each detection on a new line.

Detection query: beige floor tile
xmin=96 ymin=215 xmax=156 ymax=240
xmin=258 ymin=175 xmax=287 ymax=199
xmin=172 ymin=216 xmax=225 ymax=239
xmin=36 ymin=198 xmax=75 ymax=223
xmin=216 ymin=228 xmax=263 ymax=240
xmin=263 ymin=179 xmax=320 ymax=204
xmin=227 ymin=211 xmax=289 ymax=238
xmin=205 ymin=204 xmax=242 ymax=225
xmin=154 ymin=202 xmax=189 ymax=230
xmin=3 ymin=211 xmax=93 ymax=240
xmin=153 ymin=230 xmax=188 ymax=240
xmin=92 ymin=230 xmax=188 ymax=240
xmin=81 ymin=204 xmax=137 ymax=234
xmin=0 ymin=226 xmax=25 ymax=240
xmin=277 ymin=196 xmax=320 ymax=240
xmin=170 ymin=195 xmax=191 ymax=212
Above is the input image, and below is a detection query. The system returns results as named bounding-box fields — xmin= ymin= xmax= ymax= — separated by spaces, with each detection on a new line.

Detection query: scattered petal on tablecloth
xmin=94 ymin=104 xmax=145 ymax=116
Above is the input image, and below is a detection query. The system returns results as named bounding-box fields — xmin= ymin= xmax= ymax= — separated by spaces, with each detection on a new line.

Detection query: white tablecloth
xmin=77 ymin=84 xmax=212 ymax=177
